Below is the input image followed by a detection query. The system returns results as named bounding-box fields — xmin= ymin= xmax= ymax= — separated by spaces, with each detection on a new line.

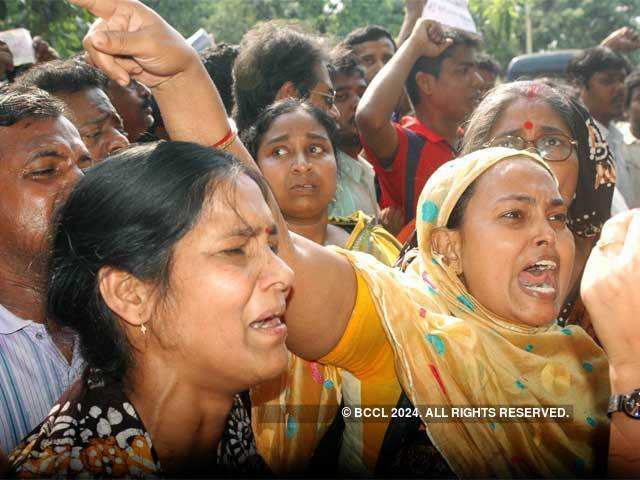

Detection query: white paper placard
xmin=422 ymin=0 xmax=478 ymax=34
xmin=187 ymin=28 xmax=215 ymax=53
xmin=0 ymin=28 xmax=36 ymax=66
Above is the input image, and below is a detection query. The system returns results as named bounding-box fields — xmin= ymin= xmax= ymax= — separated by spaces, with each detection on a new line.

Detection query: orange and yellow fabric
xmin=251 ymin=211 xmax=401 ymax=474
xmin=331 ymin=148 xmax=609 ymax=477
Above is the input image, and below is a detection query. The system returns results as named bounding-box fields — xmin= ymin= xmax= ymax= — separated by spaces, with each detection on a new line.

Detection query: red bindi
xmin=523 ymin=120 xmax=534 ymax=130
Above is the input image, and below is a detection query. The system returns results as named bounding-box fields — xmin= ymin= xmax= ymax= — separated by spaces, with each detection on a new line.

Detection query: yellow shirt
xmin=320 ymin=270 xmax=401 ymax=474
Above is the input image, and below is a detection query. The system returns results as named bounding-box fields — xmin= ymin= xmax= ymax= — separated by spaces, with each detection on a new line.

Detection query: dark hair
xmin=461 ymin=80 xmax=587 ymax=158
xmin=15 ymin=58 xmax=108 ymax=95
xmin=328 ymin=46 xmax=365 ymax=82
xmin=241 ymin=98 xmax=339 ymax=160
xmin=200 ymin=43 xmax=240 ymax=116
xmin=625 ymin=70 xmax=640 ymax=108
xmin=476 ymin=52 xmax=502 ymax=77
xmin=460 ymin=80 xmax=612 ymax=236
xmin=47 ymin=141 xmax=270 ymax=381
xmin=233 ymin=21 xmax=327 ymax=132
xmin=0 ymin=84 xmax=67 ymax=127
xmin=447 ymin=181 xmax=476 ymax=229
xmin=566 ymin=46 xmax=631 ymax=86
xmin=406 ymin=29 xmax=480 ymax=106
xmin=343 ymin=25 xmax=397 ymax=51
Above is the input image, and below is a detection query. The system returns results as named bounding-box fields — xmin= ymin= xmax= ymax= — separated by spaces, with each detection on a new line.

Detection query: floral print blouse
xmin=9 ymin=368 xmax=267 ymax=478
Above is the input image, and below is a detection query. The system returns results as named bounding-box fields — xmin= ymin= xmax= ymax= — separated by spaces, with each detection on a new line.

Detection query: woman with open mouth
xmin=9 ymin=0 xmax=618 ymax=477
xmin=461 ymin=80 xmax=616 ymax=336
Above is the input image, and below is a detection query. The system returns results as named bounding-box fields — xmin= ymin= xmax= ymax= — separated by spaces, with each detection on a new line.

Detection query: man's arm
xmin=396 ymin=0 xmax=426 ymax=48
xmin=601 ymin=27 xmax=640 ymax=53
xmin=582 ymin=210 xmax=640 ymax=476
xmin=356 ymin=19 xmax=450 ymax=168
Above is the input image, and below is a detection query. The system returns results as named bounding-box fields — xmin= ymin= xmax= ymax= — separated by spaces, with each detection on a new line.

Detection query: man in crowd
xmin=233 ymin=21 xmax=338 ymax=132
xmin=476 ymin=52 xmax=502 ymax=95
xmin=106 ymin=79 xmax=154 ymax=142
xmin=0 ymin=85 xmax=88 ymax=453
xmin=16 ymin=59 xmax=129 ymax=163
xmin=356 ymin=19 xmax=482 ymax=233
xmin=328 ymin=48 xmax=378 ymax=218
xmin=567 ymin=46 xmax=632 ymax=212
xmin=614 ymin=71 xmax=640 ymax=208
xmin=201 ymin=43 xmax=240 ymax=117
xmin=343 ymin=25 xmax=396 ymax=85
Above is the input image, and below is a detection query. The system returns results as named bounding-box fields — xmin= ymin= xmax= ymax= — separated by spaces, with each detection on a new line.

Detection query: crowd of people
xmin=1 ymin=0 xmax=640 ymax=477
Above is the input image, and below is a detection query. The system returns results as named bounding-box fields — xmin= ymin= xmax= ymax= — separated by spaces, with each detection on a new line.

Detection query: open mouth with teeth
xmin=290 ymin=184 xmax=318 ymax=196
xmin=249 ymin=315 xmax=287 ymax=335
xmin=517 ymin=259 xmax=558 ymax=299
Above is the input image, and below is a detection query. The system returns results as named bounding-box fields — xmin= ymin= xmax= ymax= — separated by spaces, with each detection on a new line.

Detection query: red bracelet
xmin=212 ymin=128 xmax=234 ymax=148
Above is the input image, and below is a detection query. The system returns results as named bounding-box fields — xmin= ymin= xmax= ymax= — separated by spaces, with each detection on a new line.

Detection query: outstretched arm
xmin=70 ymin=0 xmax=358 ymax=361
xmin=582 ymin=210 xmax=640 ymax=477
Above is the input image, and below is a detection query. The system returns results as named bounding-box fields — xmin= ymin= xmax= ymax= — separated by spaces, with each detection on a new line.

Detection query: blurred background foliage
xmin=1 ymin=0 xmax=639 ymax=68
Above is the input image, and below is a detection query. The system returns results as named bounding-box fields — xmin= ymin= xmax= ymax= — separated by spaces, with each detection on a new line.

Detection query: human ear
xmin=431 ymin=227 xmax=463 ymax=275
xmin=415 ymin=71 xmax=435 ymax=97
xmin=275 ymin=81 xmax=300 ymax=101
xmin=98 ymin=266 xmax=152 ymax=329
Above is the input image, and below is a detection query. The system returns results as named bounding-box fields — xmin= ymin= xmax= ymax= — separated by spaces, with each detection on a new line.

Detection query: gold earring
xmin=139 ymin=312 xmax=147 ymax=335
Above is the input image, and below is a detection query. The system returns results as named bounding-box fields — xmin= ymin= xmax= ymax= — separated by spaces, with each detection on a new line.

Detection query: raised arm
xmin=70 ymin=0 xmax=357 ymax=361
xmin=396 ymin=0 xmax=426 ymax=48
xmin=355 ymin=19 xmax=451 ymax=167
xmin=582 ymin=209 xmax=640 ymax=477
xmin=70 ymin=0 xmax=251 ymax=165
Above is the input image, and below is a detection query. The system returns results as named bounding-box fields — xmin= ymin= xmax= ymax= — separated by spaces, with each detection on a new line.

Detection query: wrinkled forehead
xmin=443 ymin=43 xmax=479 ymax=67
xmin=199 ymin=173 xmax=272 ymax=233
xmin=58 ymin=87 xmax=118 ymax=121
xmin=0 ymin=115 xmax=84 ymax=165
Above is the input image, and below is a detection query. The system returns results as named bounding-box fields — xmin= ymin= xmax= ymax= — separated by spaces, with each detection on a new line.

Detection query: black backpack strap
xmin=404 ymin=130 xmax=427 ymax=224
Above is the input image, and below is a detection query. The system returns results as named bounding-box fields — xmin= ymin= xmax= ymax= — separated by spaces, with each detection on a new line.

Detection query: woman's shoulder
xmin=10 ymin=370 xmax=159 ymax=478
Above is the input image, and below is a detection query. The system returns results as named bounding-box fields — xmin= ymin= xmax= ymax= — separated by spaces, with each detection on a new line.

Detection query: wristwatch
xmin=608 ymin=388 xmax=640 ymax=419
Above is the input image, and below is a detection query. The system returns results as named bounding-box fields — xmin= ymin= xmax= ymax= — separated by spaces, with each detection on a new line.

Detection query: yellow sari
xmin=334 ymin=148 xmax=610 ymax=477
xmin=251 ymin=211 xmax=401 ymax=473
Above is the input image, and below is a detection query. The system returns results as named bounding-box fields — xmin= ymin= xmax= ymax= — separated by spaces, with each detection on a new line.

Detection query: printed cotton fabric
xmin=10 ymin=369 xmax=266 ymax=478
xmin=335 ymin=148 xmax=610 ymax=477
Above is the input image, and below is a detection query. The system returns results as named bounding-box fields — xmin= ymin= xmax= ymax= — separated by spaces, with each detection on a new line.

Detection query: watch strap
xmin=608 ymin=388 xmax=640 ymax=419
xmin=607 ymin=394 xmax=622 ymax=417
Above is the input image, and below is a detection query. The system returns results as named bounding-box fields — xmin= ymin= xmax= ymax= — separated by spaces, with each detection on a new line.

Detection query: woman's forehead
xmin=200 ymin=176 xmax=273 ymax=233
xmin=268 ymin=110 xmax=326 ymax=136
xmin=491 ymin=98 xmax=571 ymax=135
xmin=473 ymin=157 xmax=559 ymax=199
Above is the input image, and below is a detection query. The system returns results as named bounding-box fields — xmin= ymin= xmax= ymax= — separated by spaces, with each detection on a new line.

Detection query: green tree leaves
xmin=0 ymin=0 xmax=638 ymax=71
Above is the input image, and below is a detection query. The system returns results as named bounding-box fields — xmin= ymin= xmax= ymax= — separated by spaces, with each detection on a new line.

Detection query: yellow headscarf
xmin=337 ymin=148 xmax=609 ymax=477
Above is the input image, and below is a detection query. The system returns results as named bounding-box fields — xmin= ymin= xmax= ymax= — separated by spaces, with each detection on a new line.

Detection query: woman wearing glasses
xmin=460 ymin=80 xmax=616 ymax=333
